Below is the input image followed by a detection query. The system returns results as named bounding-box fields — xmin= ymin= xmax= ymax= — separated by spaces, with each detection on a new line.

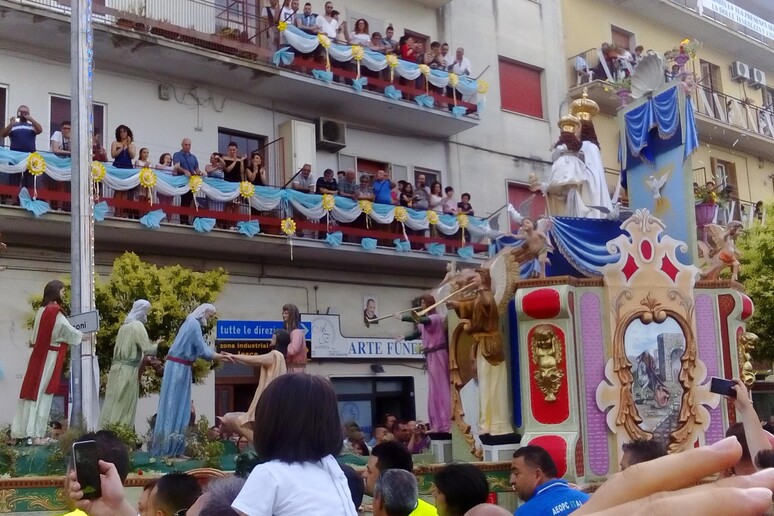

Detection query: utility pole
xmin=69 ymin=0 xmax=97 ymax=429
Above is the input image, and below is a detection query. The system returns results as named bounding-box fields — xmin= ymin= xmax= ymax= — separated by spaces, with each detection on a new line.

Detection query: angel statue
xmin=697 ymin=221 xmax=743 ymax=281
xmin=507 ymin=197 xmax=553 ymax=278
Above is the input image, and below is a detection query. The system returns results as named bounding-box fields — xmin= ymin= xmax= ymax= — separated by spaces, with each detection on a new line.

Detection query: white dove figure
xmin=507 ymin=195 xmax=535 ymax=226
xmin=646 ymin=169 xmax=671 ymax=200
xmin=507 ymin=203 xmax=525 ymax=225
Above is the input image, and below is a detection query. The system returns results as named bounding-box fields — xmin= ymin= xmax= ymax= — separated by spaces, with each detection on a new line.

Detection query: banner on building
xmin=699 ymin=0 xmax=774 ymax=41
xmin=304 ymin=314 xmax=424 ymax=359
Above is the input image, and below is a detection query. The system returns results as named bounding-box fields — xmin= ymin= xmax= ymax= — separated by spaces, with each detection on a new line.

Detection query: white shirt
xmin=442 ymin=53 xmax=454 ymax=68
xmin=317 ymin=16 xmax=338 ymax=39
xmin=279 ymin=7 xmax=296 ymax=25
xmin=350 ymin=33 xmax=370 ymax=46
xmin=232 ymin=458 xmax=357 ymax=516
xmin=451 ymin=57 xmax=472 ymax=76
xmin=50 ymin=131 xmax=69 ymax=151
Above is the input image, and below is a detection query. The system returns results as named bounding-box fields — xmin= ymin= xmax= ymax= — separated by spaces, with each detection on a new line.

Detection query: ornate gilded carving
xmin=0 ymin=487 xmax=66 ymax=512
xmin=530 ymin=325 xmax=565 ymax=402
xmin=738 ymin=332 xmax=759 ymax=386
xmin=449 ymin=322 xmax=483 ymax=460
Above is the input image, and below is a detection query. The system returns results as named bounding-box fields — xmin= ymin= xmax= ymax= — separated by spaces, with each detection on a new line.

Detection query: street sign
xmin=69 ymin=310 xmax=100 ymax=333
xmin=216 ymin=320 xmax=311 ymax=340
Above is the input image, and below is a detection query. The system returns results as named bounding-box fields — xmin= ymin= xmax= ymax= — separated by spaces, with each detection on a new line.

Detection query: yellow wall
xmin=562 ymin=0 xmax=774 ymax=203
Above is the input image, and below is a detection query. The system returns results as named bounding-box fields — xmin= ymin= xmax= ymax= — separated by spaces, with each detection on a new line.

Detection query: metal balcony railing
xmin=694 ymin=85 xmax=774 ymax=140
xmin=6 ymin=0 xmax=478 ymax=116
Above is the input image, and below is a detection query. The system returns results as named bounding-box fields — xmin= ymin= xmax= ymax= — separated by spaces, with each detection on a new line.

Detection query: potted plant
xmin=694 ymin=182 xmax=731 ymax=228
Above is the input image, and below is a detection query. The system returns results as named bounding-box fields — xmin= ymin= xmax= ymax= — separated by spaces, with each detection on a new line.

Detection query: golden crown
xmin=558 ymin=114 xmax=581 ymax=133
xmin=570 ymin=87 xmax=599 ymax=121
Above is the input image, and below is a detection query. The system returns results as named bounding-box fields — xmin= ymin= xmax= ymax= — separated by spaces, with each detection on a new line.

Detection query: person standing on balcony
xmin=173 ymin=138 xmax=204 ymax=225
xmin=413 ymin=174 xmax=430 ymax=210
xmin=440 ymin=43 xmax=454 ymax=69
xmin=447 ymin=47 xmax=471 ymax=76
xmin=382 ymin=25 xmax=397 ymax=54
xmin=279 ymin=0 xmax=298 ymax=26
xmin=350 ymin=19 xmax=370 ymax=46
xmin=50 ymin=120 xmax=71 ymax=157
xmin=296 ymin=2 xmax=317 ymax=34
xmin=291 ymin=163 xmax=315 ymax=193
xmin=1 ymin=105 xmax=43 ymax=194
xmin=316 ymin=1 xmax=338 ymax=40
xmin=372 ymin=170 xmax=395 ymax=205
xmin=110 ymin=125 xmax=137 ymax=217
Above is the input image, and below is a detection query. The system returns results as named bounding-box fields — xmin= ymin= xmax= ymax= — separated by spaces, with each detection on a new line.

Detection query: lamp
xmin=370 ymin=364 xmax=385 ymax=374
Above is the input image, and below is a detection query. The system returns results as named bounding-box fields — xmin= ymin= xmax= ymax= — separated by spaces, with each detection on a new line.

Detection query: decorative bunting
xmin=19 ymin=187 xmax=50 ymax=217
xmin=237 ymin=220 xmax=260 ymax=237
xmin=139 ymin=209 xmax=166 ymax=229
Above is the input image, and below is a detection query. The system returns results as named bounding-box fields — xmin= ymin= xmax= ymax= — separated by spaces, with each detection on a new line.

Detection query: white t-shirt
xmin=50 ymin=130 xmax=70 ymax=151
xmin=317 ymin=16 xmax=338 ymax=39
xmin=232 ymin=458 xmax=356 ymax=516
xmin=279 ymin=7 xmax=295 ymax=25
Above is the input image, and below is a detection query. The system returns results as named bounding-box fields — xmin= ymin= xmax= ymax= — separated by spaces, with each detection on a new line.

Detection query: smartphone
xmin=72 ymin=440 xmax=102 ymax=500
xmin=710 ymin=377 xmax=737 ymax=398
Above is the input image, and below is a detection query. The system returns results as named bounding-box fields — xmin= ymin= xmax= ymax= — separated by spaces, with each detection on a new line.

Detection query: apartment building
xmin=0 ymin=0 xmax=566 ymax=433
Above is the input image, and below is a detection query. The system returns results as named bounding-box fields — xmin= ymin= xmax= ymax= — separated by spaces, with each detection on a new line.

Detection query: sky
xmin=624 ymin=317 xmax=684 ymax=358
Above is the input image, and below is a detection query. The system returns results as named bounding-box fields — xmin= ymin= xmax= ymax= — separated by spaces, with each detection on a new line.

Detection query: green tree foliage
xmin=28 ymin=252 xmax=228 ymax=396
xmin=738 ymin=212 xmax=774 ymax=359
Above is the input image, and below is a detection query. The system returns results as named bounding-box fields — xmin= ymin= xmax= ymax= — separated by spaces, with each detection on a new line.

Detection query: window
xmin=764 ymin=87 xmax=774 ymax=110
xmin=218 ymin=127 xmax=266 ymax=156
xmin=413 ymin=167 xmax=440 ymax=187
xmin=0 ymin=86 xmax=6 ymax=138
xmin=611 ymin=26 xmax=634 ymax=52
xmin=49 ymin=95 xmax=105 ymax=151
xmin=699 ymin=60 xmax=722 ymax=92
xmin=508 ymin=182 xmax=546 ymax=232
xmin=499 ymin=58 xmax=544 ymax=119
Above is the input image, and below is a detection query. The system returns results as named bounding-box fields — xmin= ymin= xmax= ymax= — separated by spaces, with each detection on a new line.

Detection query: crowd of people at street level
xmin=57 ymin=368 xmax=774 ymax=516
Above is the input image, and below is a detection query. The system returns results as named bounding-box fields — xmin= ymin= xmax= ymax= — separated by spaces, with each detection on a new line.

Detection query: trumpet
xmin=410 ymin=282 xmax=478 ymax=322
xmin=365 ymin=306 xmax=419 ymax=328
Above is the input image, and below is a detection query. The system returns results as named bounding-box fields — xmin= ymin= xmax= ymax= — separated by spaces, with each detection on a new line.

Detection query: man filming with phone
xmin=0 ymin=104 xmax=43 ymax=192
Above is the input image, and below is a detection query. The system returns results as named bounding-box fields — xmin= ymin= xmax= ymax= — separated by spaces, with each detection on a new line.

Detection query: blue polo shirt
xmin=515 ymin=479 xmax=589 ymax=516
xmin=372 ymin=179 xmax=392 ymax=204
xmin=173 ymin=151 xmax=199 ymax=173
xmin=9 ymin=121 xmax=37 ymax=152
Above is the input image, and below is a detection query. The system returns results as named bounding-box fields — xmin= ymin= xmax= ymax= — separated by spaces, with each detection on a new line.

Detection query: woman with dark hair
xmin=231 ymin=374 xmax=358 ymax=515
xmin=12 ymin=280 xmax=83 ymax=444
xmin=219 ymin=329 xmax=289 ymax=441
xmin=110 ymin=125 xmax=136 ymax=169
xmin=349 ymin=18 xmax=370 ymax=45
xmin=246 ymin=152 xmax=267 ymax=186
xmin=433 ymin=463 xmax=490 ymax=516
xmin=282 ymin=303 xmax=307 ymax=372
xmin=429 ymin=181 xmax=444 ymax=213
xmin=396 ymin=294 xmax=451 ymax=434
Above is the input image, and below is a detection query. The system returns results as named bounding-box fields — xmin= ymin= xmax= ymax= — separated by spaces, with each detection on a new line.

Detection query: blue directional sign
xmin=216 ymin=320 xmax=310 ymax=340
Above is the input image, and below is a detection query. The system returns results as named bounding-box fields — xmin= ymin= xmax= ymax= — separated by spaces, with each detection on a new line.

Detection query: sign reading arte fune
xmin=216 ymin=315 xmax=423 ymax=359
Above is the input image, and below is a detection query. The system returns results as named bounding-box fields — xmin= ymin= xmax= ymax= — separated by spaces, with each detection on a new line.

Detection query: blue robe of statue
xmin=150 ymin=316 xmax=215 ymax=457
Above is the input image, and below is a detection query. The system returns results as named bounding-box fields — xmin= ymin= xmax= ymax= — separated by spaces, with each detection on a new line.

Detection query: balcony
xmin=0 ymin=0 xmax=479 ymax=138
xmin=693 ymin=85 xmax=774 ymax=161
xmin=599 ymin=0 xmax=773 ymax=65
xmin=0 ymin=155 xmax=492 ymax=275
xmin=566 ymin=48 xmax=628 ymax=116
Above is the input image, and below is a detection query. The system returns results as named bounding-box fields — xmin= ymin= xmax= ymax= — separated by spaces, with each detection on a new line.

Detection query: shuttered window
xmin=499 ymin=58 xmax=544 ymax=119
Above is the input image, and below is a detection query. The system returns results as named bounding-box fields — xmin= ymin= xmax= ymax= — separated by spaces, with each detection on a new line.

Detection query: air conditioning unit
xmin=730 ymin=61 xmax=750 ymax=82
xmin=315 ymin=118 xmax=346 ymax=153
xmin=749 ymin=68 xmax=766 ymax=89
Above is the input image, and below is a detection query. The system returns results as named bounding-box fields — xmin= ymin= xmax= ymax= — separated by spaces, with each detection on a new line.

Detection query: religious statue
xmin=737 ymin=332 xmax=759 ymax=386
xmin=150 ymin=304 xmax=230 ymax=458
xmin=572 ymin=89 xmax=614 ymax=219
xmin=12 ymin=280 xmax=83 ymax=444
xmin=698 ymin=221 xmax=743 ymax=281
xmin=447 ymin=268 xmax=516 ymax=438
xmin=530 ymin=325 xmax=565 ymax=402
xmin=508 ymin=217 xmax=552 ymax=278
xmin=99 ymin=299 xmax=161 ymax=429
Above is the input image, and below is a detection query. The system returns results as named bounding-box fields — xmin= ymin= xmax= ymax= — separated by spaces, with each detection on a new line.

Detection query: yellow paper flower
xmin=189 ymin=175 xmax=203 ymax=194
xmin=359 ymin=199 xmax=373 ymax=215
xmin=427 ymin=210 xmax=439 ymax=225
xmin=680 ymin=38 xmax=690 ymax=46
xmin=457 ymin=213 xmax=469 ymax=229
xmin=386 ymin=54 xmax=399 ymax=68
xmin=281 ymin=218 xmax=297 ymax=236
xmin=322 ymin=193 xmax=335 ymax=211
xmin=418 ymin=64 xmax=430 ymax=76
xmin=351 ymin=45 xmax=364 ymax=61
xmin=477 ymin=80 xmax=489 ymax=94
xmin=91 ymin=161 xmax=106 ymax=183
xmin=239 ymin=181 xmax=255 ymax=199
xmin=27 ymin=152 xmax=46 ymax=176
xmin=139 ymin=167 xmax=157 ymax=188
xmin=394 ymin=206 xmax=408 ymax=223
xmin=448 ymin=73 xmax=459 ymax=88
xmin=278 ymin=21 xmax=288 ymax=31
xmin=318 ymin=33 xmax=331 ymax=48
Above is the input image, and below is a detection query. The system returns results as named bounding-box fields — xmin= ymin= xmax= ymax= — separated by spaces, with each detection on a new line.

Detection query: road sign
xmin=216 ymin=320 xmax=311 ymax=340
xmin=69 ymin=310 xmax=100 ymax=333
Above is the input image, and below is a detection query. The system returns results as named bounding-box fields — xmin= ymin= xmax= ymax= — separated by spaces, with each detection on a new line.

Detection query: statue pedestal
xmin=431 ymin=439 xmax=453 ymax=463
xmin=482 ymin=442 xmax=520 ymax=462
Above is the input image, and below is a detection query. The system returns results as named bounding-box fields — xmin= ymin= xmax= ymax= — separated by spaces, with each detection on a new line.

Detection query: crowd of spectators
xmin=341 ymin=413 xmax=433 ymax=457
xmin=2 ymin=107 xmax=476 ymax=247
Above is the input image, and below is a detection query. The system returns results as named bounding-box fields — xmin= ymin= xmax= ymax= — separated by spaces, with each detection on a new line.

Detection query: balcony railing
xmin=8 ymin=0 xmax=477 ymax=117
xmin=667 ymin=0 xmax=774 ymax=50
xmin=694 ymin=85 xmax=774 ymax=140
